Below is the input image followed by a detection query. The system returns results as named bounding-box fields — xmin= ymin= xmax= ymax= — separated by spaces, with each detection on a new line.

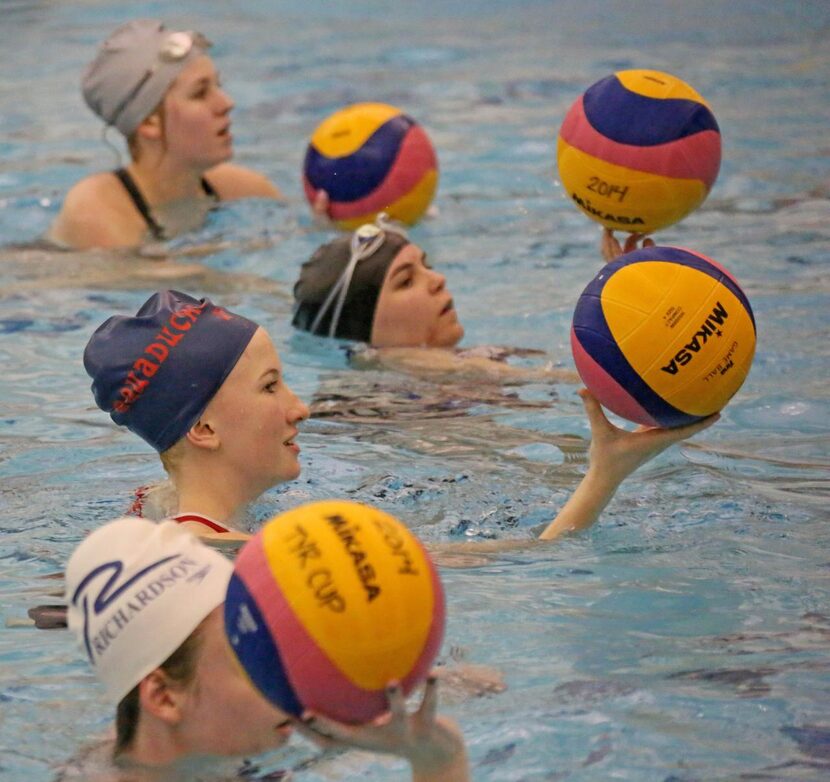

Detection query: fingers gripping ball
xmin=303 ymin=102 xmax=439 ymax=231
xmin=557 ymin=69 xmax=721 ymax=234
xmin=225 ymin=500 xmax=445 ymax=724
xmin=571 ymin=246 xmax=756 ymax=428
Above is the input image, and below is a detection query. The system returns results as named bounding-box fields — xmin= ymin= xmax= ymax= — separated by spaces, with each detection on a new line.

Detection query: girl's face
xmin=178 ymin=607 xmax=294 ymax=756
xmin=161 ymin=54 xmax=234 ymax=168
xmin=201 ymin=328 xmax=309 ymax=496
xmin=370 ymin=244 xmax=465 ymax=348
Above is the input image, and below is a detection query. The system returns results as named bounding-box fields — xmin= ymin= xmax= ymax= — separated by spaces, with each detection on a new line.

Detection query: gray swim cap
xmin=82 ymin=19 xmax=211 ymax=137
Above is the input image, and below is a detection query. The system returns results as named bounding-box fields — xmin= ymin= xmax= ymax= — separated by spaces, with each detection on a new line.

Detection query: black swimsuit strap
xmin=113 ymin=168 xmax=165 ymax=240
xmin=200 ymin=176 xmax=218 ymax=199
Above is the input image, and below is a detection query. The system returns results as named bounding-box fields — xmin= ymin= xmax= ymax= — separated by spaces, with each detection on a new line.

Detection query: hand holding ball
xmin=225 ymin=500 xmax=445 ymax=724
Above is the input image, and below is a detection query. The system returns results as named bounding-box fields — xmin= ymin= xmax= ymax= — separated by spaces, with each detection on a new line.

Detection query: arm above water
xmin=539 ymin=389 xmax=718 ymax=541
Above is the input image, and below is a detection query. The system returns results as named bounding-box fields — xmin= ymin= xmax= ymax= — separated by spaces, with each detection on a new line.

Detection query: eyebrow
xmin=258 ymin=368 xmax=281 ymax=382
xmin=389 ymin=252 xmax=428 ymax=281
xmin=389 ymin=262 xmax=416 ymax=281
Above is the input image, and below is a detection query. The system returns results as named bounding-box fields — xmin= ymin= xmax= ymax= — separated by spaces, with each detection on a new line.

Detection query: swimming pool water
xmin=1 ymin=1 xmax=829 ymax=779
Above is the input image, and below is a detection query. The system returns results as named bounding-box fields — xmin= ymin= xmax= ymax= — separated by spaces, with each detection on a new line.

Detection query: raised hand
xmin=601 ymin=226 xmax=655 ymax=263
xmin=539 ymin=389 xmax=718 ymax=540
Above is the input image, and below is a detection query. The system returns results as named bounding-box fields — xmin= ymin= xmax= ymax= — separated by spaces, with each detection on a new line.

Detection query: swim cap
xmin=293 ymin=221 xmax=409 ymax=342
xmin=66 ymin=517 xmax=233 ymax=702
xmin=84 ymin=290 xmax=258 ymax=453
xmin=82 ymin=19 xmax=211 ymax=137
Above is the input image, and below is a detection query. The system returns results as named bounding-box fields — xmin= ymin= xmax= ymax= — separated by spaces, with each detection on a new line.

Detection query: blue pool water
xmin=1 ymin=0 xmax=829 ymax=779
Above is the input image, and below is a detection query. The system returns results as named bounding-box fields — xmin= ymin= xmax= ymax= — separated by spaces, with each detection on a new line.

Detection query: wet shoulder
xmin=203 ymin=163 xmax=282 ymax=201
xmin=49 ymin=172 xmax=146 ymax=249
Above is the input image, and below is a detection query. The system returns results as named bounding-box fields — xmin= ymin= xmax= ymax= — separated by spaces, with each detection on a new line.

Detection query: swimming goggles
xmin=308 ymin=213 xmax=409 ymax=338
xmin=108 ymin=30 xmax=211 ymax=131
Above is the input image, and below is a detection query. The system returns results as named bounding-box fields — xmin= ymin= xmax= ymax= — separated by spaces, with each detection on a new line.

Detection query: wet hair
xmin=114 ymin=622 xmax=203 ymax=754
xmin=159 ymin=435 xmax=185 ymax=476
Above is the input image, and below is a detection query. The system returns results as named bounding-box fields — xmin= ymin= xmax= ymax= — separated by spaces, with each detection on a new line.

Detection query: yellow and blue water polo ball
xmin=224 ymin=500 xmax=445 ymax=724
xmin=557 ymin=69 xmax=721 ymax=234
xmin=303 ymin=102 xmax=438 ymax=231
xmin=571 ymin=246 xmax=756 ymax=428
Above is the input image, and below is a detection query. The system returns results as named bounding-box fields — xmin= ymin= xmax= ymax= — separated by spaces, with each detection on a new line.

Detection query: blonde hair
xmin=159 ymin=435 xmax=185 ymax=477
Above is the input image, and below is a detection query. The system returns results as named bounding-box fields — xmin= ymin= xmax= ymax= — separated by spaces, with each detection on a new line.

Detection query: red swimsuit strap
xmin=171 ymin=513 xmax=230 ymax=534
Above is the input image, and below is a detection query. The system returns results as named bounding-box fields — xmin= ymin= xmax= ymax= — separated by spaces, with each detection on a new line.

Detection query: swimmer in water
xmin=58 ymin=517 xmax=469 ymax=781
xmin=46 ymin=19 xmax=326 ymax=250
xmin=81 ymin=289 xmax=715 ymax=542
xmin=83 ymin=289 xmax=308 ymax=539
xmin=292 ymin=215 xmax=579 ymax=383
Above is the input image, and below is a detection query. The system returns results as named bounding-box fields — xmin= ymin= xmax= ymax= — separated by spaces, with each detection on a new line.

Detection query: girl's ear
xmin=185 ymin=418 xmax=219 ymax=451
xmin=135 ymin=111 xmax=164 ymax=142
xmin=185 ymin=418 xmax=220 ymax=451
xmin=138 ymin=668 xmax=187 ymax=724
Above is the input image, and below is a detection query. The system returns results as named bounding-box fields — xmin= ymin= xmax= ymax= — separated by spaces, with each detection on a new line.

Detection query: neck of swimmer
xmin=126 ymin=151 xmax=212 ymax=206
xmin=170 ymin=458 xmax=269 ymax=530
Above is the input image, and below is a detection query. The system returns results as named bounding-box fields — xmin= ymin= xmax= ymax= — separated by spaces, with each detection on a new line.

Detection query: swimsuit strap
xmin=171 ymin=512 xmax=230 ymax=534
xmin=200 ymin=176 xmax=218 ymax=199
xmin=126 ymin=484 xmax=150 ymax=518
xmin=113 ymin=168 xmax=166 ymax=240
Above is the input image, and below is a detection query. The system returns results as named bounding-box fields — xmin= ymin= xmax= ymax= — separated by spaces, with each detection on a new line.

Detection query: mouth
xmin=440 ymin=299 xmax=455 ymax=316
xmin=283 ymin=432 xmax=300 ymax=450
xmin=217 ymin=123 xmax=232 ymax=138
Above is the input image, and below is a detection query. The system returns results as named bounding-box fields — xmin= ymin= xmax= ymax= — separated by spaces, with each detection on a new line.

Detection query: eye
xmin=190 ymin=81 xmax=211 ymax=99
xmin=264 ymin=380 xmax=278 ymax=393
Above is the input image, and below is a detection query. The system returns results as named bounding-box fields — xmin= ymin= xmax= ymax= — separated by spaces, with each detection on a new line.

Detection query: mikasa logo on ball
xmin=570 ymin=192 xmax=646 ymax=226
xmin=661 ymin=301 xmax=729 ymax=375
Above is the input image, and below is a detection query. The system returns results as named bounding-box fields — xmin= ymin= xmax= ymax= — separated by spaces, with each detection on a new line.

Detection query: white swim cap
xmin=65 ymin=517 xmax=232 ymax=702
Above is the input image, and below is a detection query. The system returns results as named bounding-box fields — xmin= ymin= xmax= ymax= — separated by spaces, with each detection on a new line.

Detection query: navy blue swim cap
xmin=84 ymin=290 xmax=259 ymax=452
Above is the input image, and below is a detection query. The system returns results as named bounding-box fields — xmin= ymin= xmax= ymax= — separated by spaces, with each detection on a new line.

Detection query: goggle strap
xmin=327 ymin=255 xmax=362 ymax=338
xmin=308 ymin=230 xmax=387 ymax=337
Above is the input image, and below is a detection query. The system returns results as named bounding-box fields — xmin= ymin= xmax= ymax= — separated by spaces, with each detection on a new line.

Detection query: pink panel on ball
xmin=671 ymin=246 xmax=739 ymax=286
xmin=398 ymin=539 xmax=445 ymax=694
xmin=560 ymin=97 xmax=721 ymax=188
xmin=236 ymin=538 xmax=387 ymax=724
xmin=328 ymin=125 xmax=437 ymax=221
xmin=571 ymin=329 xmax=660 ymax=428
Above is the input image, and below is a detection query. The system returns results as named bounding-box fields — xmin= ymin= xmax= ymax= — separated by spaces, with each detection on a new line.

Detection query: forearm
xmin=538 ymin=464 xmax=622 ymax=541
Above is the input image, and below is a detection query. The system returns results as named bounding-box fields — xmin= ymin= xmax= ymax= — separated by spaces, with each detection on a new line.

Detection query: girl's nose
xmin=288 ymin=389 xmax=310 ymax=423
xmin=428 ymin=269 xmax=446 ymax=293
xmin=215 ymin=87 xmax=234 ymax=114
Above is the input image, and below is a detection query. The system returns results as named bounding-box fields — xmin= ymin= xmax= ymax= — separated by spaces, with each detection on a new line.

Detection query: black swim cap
xmin=293 ymin=223 xmax=409 ymax=342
